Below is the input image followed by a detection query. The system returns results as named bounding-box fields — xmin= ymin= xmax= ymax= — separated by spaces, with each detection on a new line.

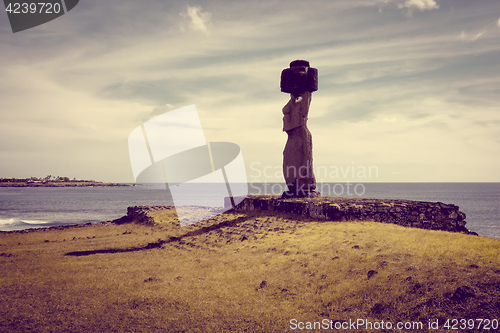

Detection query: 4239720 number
xmin=442 ymin=318 xmax=498 ymax=330
xmin=5 ymin=2 xmax=62 ymax=14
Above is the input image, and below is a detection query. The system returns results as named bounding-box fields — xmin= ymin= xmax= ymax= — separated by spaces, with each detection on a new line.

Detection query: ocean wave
xmin=0 ymin=217 xmax=18 ymax=225
xmin=0 ymin=217 xmax=53 ymax=231
xmin=0 ymin=218 xmax=50 ymax=225
xmin=20 ymin=219 xmax=50 ymax=225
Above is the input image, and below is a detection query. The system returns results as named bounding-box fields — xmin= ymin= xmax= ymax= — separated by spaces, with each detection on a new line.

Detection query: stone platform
xmin=224 ymin=195 xmax=474 ymax=234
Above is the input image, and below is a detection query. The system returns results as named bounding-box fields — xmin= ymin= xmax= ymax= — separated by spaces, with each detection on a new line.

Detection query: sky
xmin=0 ymin=0 xmax=499 ymax=183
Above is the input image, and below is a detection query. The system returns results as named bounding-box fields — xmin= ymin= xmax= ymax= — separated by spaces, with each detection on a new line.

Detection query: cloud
xmin=459 ymin=29 xmax=485 ymax=42
xmin=383 ymin=117 xmax=398 ymax=123
xmin=498 ymin=18 xmax=500 ymax=28
xmin=398 ymin=0 xmax=439 ymax=15
xmin=181 ymin=5 xmax=211 ymax=35
xmin=400 ymin=0 xmax=439 ymax=11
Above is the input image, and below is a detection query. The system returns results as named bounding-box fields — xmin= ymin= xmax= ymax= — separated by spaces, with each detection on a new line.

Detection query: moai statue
xmin=280 ymin=60 xmax=320 ymax=198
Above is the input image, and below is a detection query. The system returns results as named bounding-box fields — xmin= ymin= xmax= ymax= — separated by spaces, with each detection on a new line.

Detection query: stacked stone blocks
xmin=227 ymin=195 xmax=470 ymax=233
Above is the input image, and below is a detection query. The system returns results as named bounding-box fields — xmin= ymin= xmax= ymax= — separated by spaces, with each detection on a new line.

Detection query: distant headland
xmin=0 ymin=175 xmax=130 ymax=187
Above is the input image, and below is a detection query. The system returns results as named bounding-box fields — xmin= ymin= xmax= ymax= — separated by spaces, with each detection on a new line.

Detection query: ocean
xmin=0 ymin=183 xmax=498 ymax=238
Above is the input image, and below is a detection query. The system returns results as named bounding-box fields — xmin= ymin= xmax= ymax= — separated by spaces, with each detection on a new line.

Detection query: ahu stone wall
xmin=225 ymin=195 xmax=474 ymax=234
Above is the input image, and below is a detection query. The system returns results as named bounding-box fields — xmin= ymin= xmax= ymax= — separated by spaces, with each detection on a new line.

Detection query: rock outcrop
xmin=115 ymin=206 xmax=172 ymax=225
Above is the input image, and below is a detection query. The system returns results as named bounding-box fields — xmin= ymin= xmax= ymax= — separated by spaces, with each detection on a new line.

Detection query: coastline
xmin=0 ymin=194 xmax=479 ymax=236
xmin=1 ymin=183 xmax=498 ymax=237
xmin=0 ymin=221 xmax=114 ymax=234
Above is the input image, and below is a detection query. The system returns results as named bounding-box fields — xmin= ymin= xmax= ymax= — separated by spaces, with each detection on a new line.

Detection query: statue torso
xmin=283 ymin=91 xmax=311 ymax=132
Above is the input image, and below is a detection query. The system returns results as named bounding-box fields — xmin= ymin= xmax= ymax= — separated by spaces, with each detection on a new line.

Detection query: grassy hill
xmin=1 ymin=209 xmax=499 ymax=332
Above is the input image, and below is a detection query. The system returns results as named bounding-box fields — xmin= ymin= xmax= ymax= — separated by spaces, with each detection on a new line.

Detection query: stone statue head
xmin=280 ymin=60 xmax=318 ymax=95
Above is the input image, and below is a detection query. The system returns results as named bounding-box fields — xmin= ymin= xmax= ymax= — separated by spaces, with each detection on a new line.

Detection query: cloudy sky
xmin=0 ymin=0 xmax=499 ymax=183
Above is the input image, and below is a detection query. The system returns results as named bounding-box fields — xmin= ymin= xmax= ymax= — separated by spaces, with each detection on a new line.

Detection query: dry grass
xmin=1 ymin=210 xmax=500 ymax=332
